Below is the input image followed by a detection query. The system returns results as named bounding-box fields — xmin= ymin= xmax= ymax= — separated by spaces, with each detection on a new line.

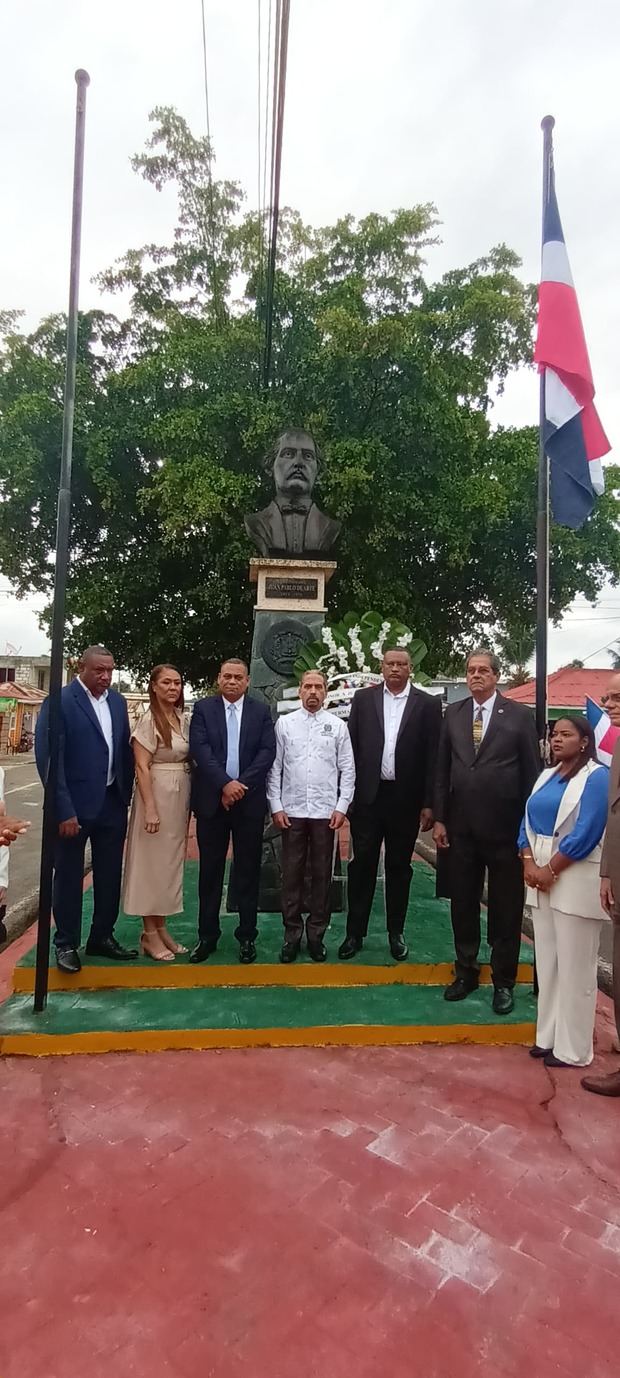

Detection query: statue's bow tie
xmin=280 ymin=504 xmax=308 ymax=516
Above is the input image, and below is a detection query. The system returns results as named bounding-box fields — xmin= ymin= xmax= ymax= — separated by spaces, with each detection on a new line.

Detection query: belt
xmin=151 ymin=762 xmax=190 ymax=772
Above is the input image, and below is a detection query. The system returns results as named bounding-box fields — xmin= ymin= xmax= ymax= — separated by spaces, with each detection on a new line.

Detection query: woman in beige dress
xmin=122 ymin=665 xmax=191 ymax=960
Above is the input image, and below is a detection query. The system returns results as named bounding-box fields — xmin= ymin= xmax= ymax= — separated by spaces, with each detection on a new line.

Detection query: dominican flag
xmin=586 ymin=696 xmax=620 ymax=767
xmin=534 ymin=148 xmax=610 ymax=529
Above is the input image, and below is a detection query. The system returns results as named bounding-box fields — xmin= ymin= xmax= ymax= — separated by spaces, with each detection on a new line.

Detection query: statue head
xmin=266 ymin=429 xmax=320 ymax=505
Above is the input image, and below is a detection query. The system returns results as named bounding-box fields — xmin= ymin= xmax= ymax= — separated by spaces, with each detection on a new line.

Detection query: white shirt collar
xmin=473 ymin=691 xmax=497 ymax=716
xmin=300 ymin=706 xmax=325 ymax=720
xmin=78 ymin=676 xmax=108 ymax=704
xmin=223 ymin=695 xmax=243 ymax=712
xmin=383 ymin=681 xmax=411 ymax=701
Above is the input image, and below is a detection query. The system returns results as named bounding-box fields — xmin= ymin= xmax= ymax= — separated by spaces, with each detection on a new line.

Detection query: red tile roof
xmin=503 ymin=666 xmax=610 ymax=709
xmin=0 ymin=680 xmax=47 ymax=704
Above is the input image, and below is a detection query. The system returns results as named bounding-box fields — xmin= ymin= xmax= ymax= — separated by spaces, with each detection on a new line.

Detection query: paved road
xmin=1 ymin=754 xmax=43 ymax=908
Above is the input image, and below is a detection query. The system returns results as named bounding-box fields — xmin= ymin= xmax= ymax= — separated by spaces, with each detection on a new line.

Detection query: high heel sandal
xmin=160 ymin=928 xmax=188 ymax=955
xmin=140 ymin=932 xmax=175 ymax=962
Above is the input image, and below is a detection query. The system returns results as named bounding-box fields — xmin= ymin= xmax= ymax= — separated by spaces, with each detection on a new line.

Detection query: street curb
xmin=414 ymin=837 xmax=614 ymax=1002
xmin=0 ymin=887 xmax=40 ymax=953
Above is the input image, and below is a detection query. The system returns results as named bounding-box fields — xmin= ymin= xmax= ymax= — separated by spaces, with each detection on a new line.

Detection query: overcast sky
xmin=1 ymin=0 xmax=619 ymax=671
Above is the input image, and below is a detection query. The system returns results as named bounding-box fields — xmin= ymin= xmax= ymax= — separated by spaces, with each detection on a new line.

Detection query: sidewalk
xmin=1 ymin=974 xmax=619 ymax=1376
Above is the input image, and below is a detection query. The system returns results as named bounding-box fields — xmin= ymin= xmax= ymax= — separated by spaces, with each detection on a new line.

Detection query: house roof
xmin=0 ymin=680 xmax=47 ymax=705
xmin=503 ymin=666 xmax=610 ymax=710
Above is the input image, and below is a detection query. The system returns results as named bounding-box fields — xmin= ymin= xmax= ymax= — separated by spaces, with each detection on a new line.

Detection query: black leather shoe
xmin=308 ymin=941 xmax=327 ymax=963
xmin=529 ymin=1045 xmax=552 ymax=1059
xmin=338 ymin=936 xmax=363 ymax=960
xmin=492 ymin=986 xmax=514 ymax=1016
xmin=85 ymin=935 xmax=138 ymax=961
xmin=444 ymin=977 xmax=478 ymax=1002
xmin=280 ymin=941 xmax=300 ymax=964
xmin=239 ymin=940 xmax=257 ymax=964
xmin=389 ymin=934 xmax=408 ymax=962
xmin=189 ymin=939 xmax=219 ymax=964
xmin=56 ymin=947 xmax=81 ymax=974
xmin=544 ymin=1051 xmax=572 ymax=1068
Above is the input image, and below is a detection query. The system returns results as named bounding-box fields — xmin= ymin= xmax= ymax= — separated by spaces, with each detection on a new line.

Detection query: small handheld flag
xmin=534 ymin=131 xmax=610 ymax=530
xmin=586 ymin=696 xmax=620 ymax=767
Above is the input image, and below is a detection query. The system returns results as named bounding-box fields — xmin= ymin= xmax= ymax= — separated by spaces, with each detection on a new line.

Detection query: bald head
xmin=78 ymin=645 xmax=115 ymax=698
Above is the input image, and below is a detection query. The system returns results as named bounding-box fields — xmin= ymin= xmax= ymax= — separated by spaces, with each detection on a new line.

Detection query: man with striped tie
xmin=433 ymin=649 xmax=541 ymax=1014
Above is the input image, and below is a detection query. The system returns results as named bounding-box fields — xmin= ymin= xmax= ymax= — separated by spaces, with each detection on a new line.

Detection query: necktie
xmin=473 ymin=706 xmax=484 ymax=753
xmin=226 ymin=704 xmax=240 ymax=779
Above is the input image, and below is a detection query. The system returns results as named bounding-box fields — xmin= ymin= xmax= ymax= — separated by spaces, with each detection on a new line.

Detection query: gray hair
xmin=301 ymin=668 xmax=328 ymax=688
xmin=466 ymin=647 xmax=501 ymax=676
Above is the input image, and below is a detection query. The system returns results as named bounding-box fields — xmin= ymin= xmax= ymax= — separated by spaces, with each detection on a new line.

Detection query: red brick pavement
xmin=1 ymin=1037 xmax=620 ymax=1378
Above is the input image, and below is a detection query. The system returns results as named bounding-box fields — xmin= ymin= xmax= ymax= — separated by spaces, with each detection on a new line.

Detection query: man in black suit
xmin=189 ymin=658 xmax=276 ymax=964
xmin=34 ymin=645 xmax=136 ymax=973
xmin=339 ymin=648 xmax=442 ymax=961
xmin=433 ymin=648 xmax=541 ymax=1014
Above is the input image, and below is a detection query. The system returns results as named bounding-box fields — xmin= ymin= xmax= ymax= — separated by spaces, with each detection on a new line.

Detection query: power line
xmin=199 ymin=0 xmax=221 ymax=326
xmin=262 ymin=0 xmax=291 ymax=389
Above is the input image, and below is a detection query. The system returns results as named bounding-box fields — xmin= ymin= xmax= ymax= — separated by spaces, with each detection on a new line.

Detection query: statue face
xmin=273 ymin=431 xmax=318 ymax=500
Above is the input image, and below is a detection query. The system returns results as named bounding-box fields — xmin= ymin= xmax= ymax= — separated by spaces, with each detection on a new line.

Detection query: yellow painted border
xmin=0 ymin=1021 xmax=536 ymax=1057
xmin=12 ymin=961 xmax=534 ymax=994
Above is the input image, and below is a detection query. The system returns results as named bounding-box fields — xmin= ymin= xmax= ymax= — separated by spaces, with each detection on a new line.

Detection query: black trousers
xmin=448 ymin=828 xmax=524 ymax=989
xmin=281 ymin=817 xmax=335 ymax=943
xmin=196 ymin=806 xmax=264 ymax=943
xmin=52 ymin=784 xmax=127 ymax=951
xmin=347 ymin=783 xmax=419 ymax=940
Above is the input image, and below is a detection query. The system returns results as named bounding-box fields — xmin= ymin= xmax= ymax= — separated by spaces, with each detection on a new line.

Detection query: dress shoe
xmin=189 ymin=939 xmax=218 ymax=964
xmin=544 ymin=1051 xmax=572 ymax=1068
xmin=389 ymin=934 xmax=408 ymax=962
xmin=307 ymin=940 xmax=327 ymax=963
xmin=529 ymin=1045 xmax=552 ymax=1059
xmin=280 ymin=940 xmax=300 ymax=964
xmin=581 ymin=1068 xmax=620 ymax=1096
xmin=56 ymin=947 xmax=81 ymax=974
xmin=239 ymin=940 xmax=257 ymax=964
xmin=492 ymin=986 xmax=514 ymax=1016
xmin=444 ymin=977 xmax=478 ymax=1002
xmin=85 ymin=935 xmax=138 ymax=961
xmin=338 ymin=936 xmax=363 ymax=960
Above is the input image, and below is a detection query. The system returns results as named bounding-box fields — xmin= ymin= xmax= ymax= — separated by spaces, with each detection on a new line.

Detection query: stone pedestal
xmin=248 ymin=559 xmax=336 ymax=708
xmin=240 ymin=557 xmax=346 ymax=917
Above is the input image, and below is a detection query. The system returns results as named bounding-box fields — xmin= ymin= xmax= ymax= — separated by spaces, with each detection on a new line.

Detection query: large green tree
xmin=1 ymin=107 xmax=618 ymax=684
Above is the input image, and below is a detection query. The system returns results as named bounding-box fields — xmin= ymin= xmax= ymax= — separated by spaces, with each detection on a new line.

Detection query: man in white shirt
xmin=340 ymin=649 xmax=441 ymax=961
xmin=34 ymin=646 xmax=136 ymax=973
xmin=268 ymin=670 xmax=355 ymax=962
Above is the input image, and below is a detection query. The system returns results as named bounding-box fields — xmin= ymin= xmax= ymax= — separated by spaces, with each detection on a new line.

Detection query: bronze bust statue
xmin=244 ymin=428 xmax=341 ymax=557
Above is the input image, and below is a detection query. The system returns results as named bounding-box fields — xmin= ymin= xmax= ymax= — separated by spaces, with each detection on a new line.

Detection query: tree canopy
xmin=1 ymin=106 xmax=618 ymax=685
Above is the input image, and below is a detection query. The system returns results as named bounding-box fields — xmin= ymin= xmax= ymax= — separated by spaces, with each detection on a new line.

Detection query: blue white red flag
xmin=586 ymin=696 xmax=620 ymax=767
xmin=534 ymin=159 xmax=610 ymax=529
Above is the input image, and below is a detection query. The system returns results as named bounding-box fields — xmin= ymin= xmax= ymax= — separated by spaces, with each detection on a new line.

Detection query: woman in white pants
xmin=518 ymin=716 xmax=608 ymax=1069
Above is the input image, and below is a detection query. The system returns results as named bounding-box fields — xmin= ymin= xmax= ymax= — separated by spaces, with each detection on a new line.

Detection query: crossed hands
xmin=221 ymin=780 xmax=248 ymax=811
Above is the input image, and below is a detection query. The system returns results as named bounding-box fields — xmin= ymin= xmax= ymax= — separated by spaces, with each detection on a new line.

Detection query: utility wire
xmin=200 ymin=0 xmax=221 ymax=326
xmin=262 ymin=0 xmax=290 ymax=389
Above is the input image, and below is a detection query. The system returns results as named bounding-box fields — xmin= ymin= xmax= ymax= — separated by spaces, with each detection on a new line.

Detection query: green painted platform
xmin=1 ymin=858 xmax=536 ymax=1054
xmin=13 ymin=859 xmax=534 ymax=991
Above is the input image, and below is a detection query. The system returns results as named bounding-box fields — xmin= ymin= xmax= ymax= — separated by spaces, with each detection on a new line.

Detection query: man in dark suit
xmin=582 ymin=674 xmax=620 ymax=1096
xmin=34 ymin=645 xmax=136 ymax=974
xmin=189 ymin=658 xmax=276 ymax=964
xmin=433 ymin=648 xmax=541 ymax=1014
xmin=339 ymin=648 xmax=442 ymax=961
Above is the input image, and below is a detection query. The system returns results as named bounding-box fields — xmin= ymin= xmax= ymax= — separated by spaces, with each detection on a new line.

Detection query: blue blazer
xmin=35 ymin=679 xmax=134 ymax=824
xmin=190 ymin=694 xmax=276 ymax=819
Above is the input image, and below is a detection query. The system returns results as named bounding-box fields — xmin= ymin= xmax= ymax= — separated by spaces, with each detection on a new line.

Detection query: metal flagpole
xmin=34 ymin=69 xmax=90 ymax=1013
xmin=535 ymin=114 xmax=555 ymax=752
